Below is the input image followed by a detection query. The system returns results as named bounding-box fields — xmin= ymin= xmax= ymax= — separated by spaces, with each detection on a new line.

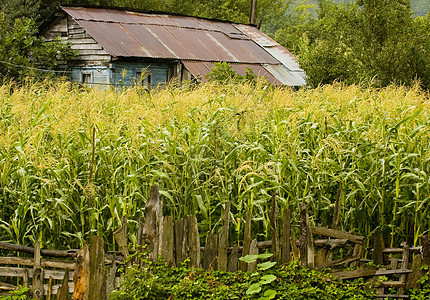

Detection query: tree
xmin=0 ymin=13 xmax=76 ymax=81
xmin=276 ymin=0 xmax=430 ymax=88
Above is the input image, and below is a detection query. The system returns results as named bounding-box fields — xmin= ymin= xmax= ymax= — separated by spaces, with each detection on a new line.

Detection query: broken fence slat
xmin=311 ymin=226 xmax=364 ymax=244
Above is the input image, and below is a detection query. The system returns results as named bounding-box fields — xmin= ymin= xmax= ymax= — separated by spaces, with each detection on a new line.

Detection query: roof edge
xmin=58 ymin=4 xmax=259 ymax=27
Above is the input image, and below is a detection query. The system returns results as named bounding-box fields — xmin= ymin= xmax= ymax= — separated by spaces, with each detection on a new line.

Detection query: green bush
xmin=109 ymin=258 xmax=374 ymax=300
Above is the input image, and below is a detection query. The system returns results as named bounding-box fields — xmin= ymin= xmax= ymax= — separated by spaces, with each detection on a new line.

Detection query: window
xmin=82 ymin=72 xmax=92 ymax=84
xmin=133 ymin=71 xmax=151 ymax=87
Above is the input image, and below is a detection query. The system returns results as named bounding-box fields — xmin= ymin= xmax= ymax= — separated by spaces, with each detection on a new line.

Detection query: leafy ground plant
xmin=109 ymin=256 xmax=374 ymax=300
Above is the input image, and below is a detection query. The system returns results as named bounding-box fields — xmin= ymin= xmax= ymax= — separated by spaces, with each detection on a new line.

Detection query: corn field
xmin=0 ymin=80 xmax=429 ymax=252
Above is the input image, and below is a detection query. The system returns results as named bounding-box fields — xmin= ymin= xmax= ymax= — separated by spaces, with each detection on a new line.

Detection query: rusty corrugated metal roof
xmin=234 ymin=24 xmax=304 ymax=73
xmin=182 ymin=61 xmax=282 ymax=85
xmin=62 ymin=6 xmax=278 ymax=64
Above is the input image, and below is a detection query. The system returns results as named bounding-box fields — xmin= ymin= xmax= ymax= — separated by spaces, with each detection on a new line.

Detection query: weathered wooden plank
xmin=114 ymin=216 xmax=129 ymax=263
xmin=406 ymin=254 xmax=425 ymax=289
xmin=0 ymin=267 xmax=74 ymax=280
xmin=203 ymin=232 xmax=218 ymax=270
xmin=105 ymin=259 xmax=117 ymax=297
xmin=311 ymin=227 xmax=364 ymax=244
xmin=383 ymin=247 xmax=421 ymax=254
xmin=218 ymin=201 xmax=231 ymax=271
xmin=55 ymin=270 xmax=69 ymax=300
xmin=422 ymin=235 xmax=430 ymax=265
xmin=44 ymin=283 xmax=74 ymax=296
xmin=375 ymin=269 xmax=412 ymax=276
xmin=76 ymin=49 xmax=110 ymax=56
xmin=159 ymin=215 xmax=175 ymax=267
xmin=316 ymin=255 xmax=361 ymax=270
xmin=390 ymin=257 xmax=399 ymax=270
xmin=89 ymin=236 xmax=105 ymax=300
xmin=399 ymin=244 xmax=410 ymax=295
xmin=350 ymin=243 xmax=363 ymax=268
xmin=47 ymin=276 xmax=53 ymax=300
xmin=228 ymin=244 xmax=239 ymax=273
xmin=71 ymin=44 xmax=104 ymax=50
xmin=0 ymin=257 xmax=75 ymax=269
xmin=281 ymin=208 xmax=291 ymax=264
xmin=299 ymin=203 xmax=314 ymax=269
xmin=269 ymin=193 xmax=280 ymax=263
xmin=331 ymin=268 xmax=378 ymax=280
xmin=0 ymin=242 xmax=78 ymax=258
xmin=313 ymin=239 xmax=349 ymax=249
xmin=0 ymin=282 xmax=18 ymax=291
xmin=32 ymin=242 xmax=44 ymax=299
xmin=240 ymin=210 xmax=252 ymax=272
xmin=247 ymin=239 xmax=259 ymax=272
xmin=380 ymin=281 xmax=405 ymax=288
xmin=72 ymin=246 xmax=89 ymax=300
xmin=188 ymin=215 xmax=201 ymax=269
xmin=174 ymin=218 xmax=186 ymax=264
xmin=373 ymin=229 xmax=385 ymax=265
xmin=142 ymin=185 xmax=163 ymax=261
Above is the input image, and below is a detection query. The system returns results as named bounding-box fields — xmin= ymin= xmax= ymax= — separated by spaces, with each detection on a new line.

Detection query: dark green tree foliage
xmin=278 ymin=0 xmax=430 ymax=88
xmin=0 ymin=13 xmax=76 ymax=81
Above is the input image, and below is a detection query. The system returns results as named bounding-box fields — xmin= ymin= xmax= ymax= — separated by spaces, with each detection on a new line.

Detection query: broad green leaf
xmin=246 ymin=283 xmax=262 ymax=295
xmin=259 ymin=274 xmax=277 ymax=285
xmin=257 ymin=261 xmax=277 ymax=270
xmin=239 ymin=254 xmax=259 ymax=263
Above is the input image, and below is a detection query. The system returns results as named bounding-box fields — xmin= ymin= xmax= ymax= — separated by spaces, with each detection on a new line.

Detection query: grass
xmin=0 ymin=79 xmax=429 ymax=252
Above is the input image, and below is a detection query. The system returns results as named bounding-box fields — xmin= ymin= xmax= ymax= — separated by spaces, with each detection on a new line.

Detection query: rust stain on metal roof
xmin=182 ymin=61 xmax=282 ymax=85
xmin=62 ymin=6 xmax=278 ymax=64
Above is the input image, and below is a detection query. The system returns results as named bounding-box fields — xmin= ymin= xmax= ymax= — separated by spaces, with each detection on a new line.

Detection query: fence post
xmin=299 ymin=203 xmax=314 ymax=269
xmin=72 ymin=246 xmax=90 ymax=300
xmin=32 ymin=241 xmax=44 ymax=299
xmin=247 ymin=239 xmax=259 ymax=272
xmin=422 ymin=235 xmax=430 ymax=265
xmin=89 ymin=235 xmax=105 ymax=300
xmin=228 ymin=244 xmax=239 ymax=272
xmin=270 ymin=193 xmax=280 ymax=263
xmin=372 ymin=229 xmax=385 ymax=265
xmin=188 ymin=215 xmax=201 ymax=269
xmin=203 ymin=232 xmax=218 ymax=270
xmin=240 ymin=209 xmax=252 ymax=271
xmin=142 ymin=185 xmax=163 ymax=261
xmin=159 ymin=215 xmax=175 ymax=267
xmin=218 ymin=201 xmax=231 ymax=271
xmin=281 ymin=208 xmax=291 ymax=264
xmin=56 ymin=270 xmax=69 ymax=300
xmin=114 ymin=216 xmax=129 ymax=270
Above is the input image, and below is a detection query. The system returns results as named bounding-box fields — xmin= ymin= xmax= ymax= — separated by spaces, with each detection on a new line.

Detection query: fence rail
xmin=0 ymin=185 xmax=429 ymax=299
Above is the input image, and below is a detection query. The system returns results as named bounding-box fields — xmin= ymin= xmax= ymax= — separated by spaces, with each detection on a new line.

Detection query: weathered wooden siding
xmin=43 ymin=14 xmax=178 ymax=87
xmin=43 ymin=16 xmax=111 ymax=66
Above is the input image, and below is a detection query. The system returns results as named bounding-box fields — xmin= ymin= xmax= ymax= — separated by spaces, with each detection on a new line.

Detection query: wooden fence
xmin=1 ymin=185 xmax=429 ymax=299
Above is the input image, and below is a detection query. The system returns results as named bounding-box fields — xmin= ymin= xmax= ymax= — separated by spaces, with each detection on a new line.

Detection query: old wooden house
xmin=42 ymin=6 xmax=306 ymax=87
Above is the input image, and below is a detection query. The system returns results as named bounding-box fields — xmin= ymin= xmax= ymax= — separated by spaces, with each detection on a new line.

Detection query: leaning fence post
xmin=299 ymin=203 xmax=314 ymax=269
xmin=89 ymin=235 xmax=105 ymax=300
xmin=32 ymin=241 xmax=44 ymax=299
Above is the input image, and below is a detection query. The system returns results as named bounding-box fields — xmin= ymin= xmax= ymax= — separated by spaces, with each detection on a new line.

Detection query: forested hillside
xmin=295 ymin=0 xmax=429 ymax=16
